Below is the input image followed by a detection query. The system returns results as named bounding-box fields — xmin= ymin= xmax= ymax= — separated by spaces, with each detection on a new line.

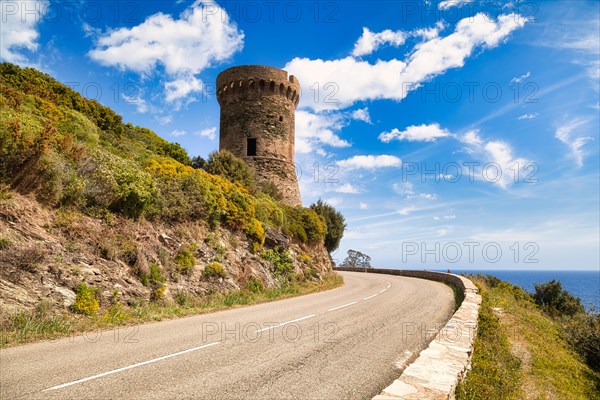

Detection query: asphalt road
xmin=0 ymin=271 xmax=454 ymax=399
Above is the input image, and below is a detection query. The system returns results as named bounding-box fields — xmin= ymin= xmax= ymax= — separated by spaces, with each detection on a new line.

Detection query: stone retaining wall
xmin=334 ymin=267 xmax=481 ymax=399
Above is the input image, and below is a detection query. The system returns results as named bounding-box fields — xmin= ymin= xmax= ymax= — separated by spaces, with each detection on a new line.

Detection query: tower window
xmin=279 ymin=116 xmax=284 ymax=122
xmin=247 ymin=138 xmax=257 ymax=156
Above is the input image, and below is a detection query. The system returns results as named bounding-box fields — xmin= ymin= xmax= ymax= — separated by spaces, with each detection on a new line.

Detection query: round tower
xmin=216 ymin=65 xmax=301 ymax=206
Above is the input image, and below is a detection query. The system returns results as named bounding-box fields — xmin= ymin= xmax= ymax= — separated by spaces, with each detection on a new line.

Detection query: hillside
xmin=0 ymin=63 xmax=342 ymax=344
xmin=456 ymin=275 xmax=600 ymax=400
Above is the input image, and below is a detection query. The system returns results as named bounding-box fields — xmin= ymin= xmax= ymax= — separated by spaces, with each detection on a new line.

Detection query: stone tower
xmin=216 ymin=65 xmax=302 ymax=206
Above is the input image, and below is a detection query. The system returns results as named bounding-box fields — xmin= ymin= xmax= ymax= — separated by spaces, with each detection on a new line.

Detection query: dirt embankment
xmin=0 ymin=191 xmax=331 ymax=314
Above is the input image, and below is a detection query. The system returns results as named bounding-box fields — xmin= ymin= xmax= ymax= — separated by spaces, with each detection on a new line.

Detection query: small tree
xmin=205 ymin=150 xmax=255 ymax=189
xmin=533 ymin=280 xmax=585 ymax=317
xmin=190 ymin=155 xmax=207 ymax=170
xmin=342 ymin=249 xmax=372 ymax=269
xmin=310 ymin=199 xmax=346 ymax=253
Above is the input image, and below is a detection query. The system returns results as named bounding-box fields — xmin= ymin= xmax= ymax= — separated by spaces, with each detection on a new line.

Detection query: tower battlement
xmin=217 ymin=65 xmax=300 ymax=107
xmin=216 ymin=65 xmax=302 ymax=206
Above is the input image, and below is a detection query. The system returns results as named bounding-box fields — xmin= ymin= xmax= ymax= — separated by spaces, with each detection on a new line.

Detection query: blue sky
xmin=2 ymin=0 xmax=599 ymax=270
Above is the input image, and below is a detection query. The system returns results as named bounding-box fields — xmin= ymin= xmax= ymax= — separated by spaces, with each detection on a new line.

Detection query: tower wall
xmin=216 ymin=65 xmax=301 ymax=206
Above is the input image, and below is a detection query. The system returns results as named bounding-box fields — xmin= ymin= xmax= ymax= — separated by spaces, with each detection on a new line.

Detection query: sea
xmin=439 ymin=269 xmax=600 ymax=312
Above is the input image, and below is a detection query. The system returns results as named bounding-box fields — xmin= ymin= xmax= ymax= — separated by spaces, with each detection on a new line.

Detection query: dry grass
xmin=456 ymin=276 xmax=600 ymax=400
xmin=0 ymin=273 xmax=343 ymax=348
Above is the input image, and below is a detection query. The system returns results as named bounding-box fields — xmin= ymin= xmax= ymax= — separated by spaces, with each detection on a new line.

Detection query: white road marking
xmin=256 ymin=314 xmax=316 ymax=333
xmin=328 ymin=301 xmax=357 ymax=312
xmin=43 ymin=342 xmax=220 ymax=391
xmin=363 ymin=294 xmax=378 ymax=300
xmin=386 ymin=282 xmax=391 ymax=288
xmin=378 ymin=289 xmax=386 ymax=294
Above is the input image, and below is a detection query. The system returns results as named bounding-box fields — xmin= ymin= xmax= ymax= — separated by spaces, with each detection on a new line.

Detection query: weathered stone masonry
xmin=216 ymin=65 xmax=302 ymax=206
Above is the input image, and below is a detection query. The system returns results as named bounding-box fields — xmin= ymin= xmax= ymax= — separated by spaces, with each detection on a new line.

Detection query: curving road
xmin=0 ymin=271 xmax=454 ymax=399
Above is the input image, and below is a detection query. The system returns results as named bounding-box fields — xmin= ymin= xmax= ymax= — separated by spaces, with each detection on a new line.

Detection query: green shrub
xmin=139 ymin=263 xmax=166 ymax=301
xmin=255 ymin=193 xmax=284 ymax=228
xmin=151 ymin=285 xmax=166 ymax=301
xmin=533 ymin=280 xmax=585 ymax=317
xmin=58 ymin=108 xmax=99 ymax=146
xmin=246 ymin=277 xmax=264 ymax=293
xmin=282 ymin=206 xmax=326 ymax=244
xmin=160 ymin=142 xmax=190 ymax=165
xmin=205 ymin=150 xmax=255 ymax=189
xmin=175 ymin=243 xmax=197 ymax=275
xmin=310 ymin=199 xmax=346 ymax=253
xmin=104 ymin=290 xmax=128 ymax=323
xmin=562 ymin=313 xmax=600 ymax=371
xmin=71 ymin=283 xmax=100 ymax=316
xmin=0 ymin=237 xmax=11 ymax=250
xmin=261 ymin=247 xmax=294 ymax=278
xmin=36 ymin=151 xmax=66 ymax=206
xmin=257 ymin=181 xmax=283 ymax=201
xmin=97 ymin=151 xmax=155 ymax=218
xmin=245 ymin=218 xmax=265 ymax=246
xmin=146 ymin=158 xmax=256 ymax=228
xmin=174 ymin=290 xmax=190 ymax=306
xmin=203 ymin=262 xmax=226 ymax=279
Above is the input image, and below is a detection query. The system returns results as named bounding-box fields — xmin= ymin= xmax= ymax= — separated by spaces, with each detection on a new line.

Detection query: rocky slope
xmin=0 ymin=190 xmax=331 ymax=313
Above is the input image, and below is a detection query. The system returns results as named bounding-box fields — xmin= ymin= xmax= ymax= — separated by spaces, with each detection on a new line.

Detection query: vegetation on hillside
xmin=0 ymin=62 xmax=341 ymax=250
xmin=310 ymin=199 xmax=346 ymax=253
xmin=456 ymin=275 xmax=599 ymax=400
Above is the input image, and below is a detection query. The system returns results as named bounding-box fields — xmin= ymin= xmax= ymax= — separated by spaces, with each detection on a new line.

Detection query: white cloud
xmin=82 ymin=22 xmax=101 ymax=38
xmin=518 ymin=113 xmax=538 ymax=120
xmin=195 ymin=127 xmax=217 ymax=140
xmin=538 ymin=17 xmax=599 ymax=81
xmin=164 ymin=75 xmax=203 ymax=103
xmin=413 ymin=22 xmax=446 ymax=40
xmin=393 ymin=182 xmax=437 ymax=200
xmin=392 ymin=182 xmax=414 ymax=196
xmin=398 ymin=206 xmax=416 ymax=216
xmin=461 ymin=130 xmax=483 ymax=145
xmin=122 ymin=93 xmax=148 ymax=114
xmin=359 ymin=202 xmax=369 ymax=210
xmin=435 ymin=228 xmax=448 ymax=237
xmin=88 ymin=1 xmax=243 ymax=103
xmin=351 ymin=107 xmax=372 ymax=124
xmin=352 ymin=27 xmax=406 ymax=57
xmin=482 ymin=140 xmax=531 ymax=188
xmin=555 ymin=119 xmax=593 ymax=167
xmin=285 ymin=13 xmax=527 ymax=111
xmin=511 ymin=71 xmax=531 ymax=83
xmin=444 ymin=214 xmax=457 ymax=219
xmin=457 ymin=129 xmax=532 ymax=189
xmin=170 ymin=129 xmax=187 ymax=137
xmin=156 ymin=115 xmax=173 ymax=125
xmin=334 ymin=183 xmax=362 ymax=194
xmin=379 ymin=123 xmax=450 ymax=142
xmin=295 ymin=110 xmax=350 ymax=154
xmin=438 ymin=0 xmax=474 ymax=10
xmin=325 ymin=197 xmax=343 ymax=207
xmin=337 ymin=155 xmax=402 ymax=170
xmin=0 ymin=0 xmax=48 ymax=64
